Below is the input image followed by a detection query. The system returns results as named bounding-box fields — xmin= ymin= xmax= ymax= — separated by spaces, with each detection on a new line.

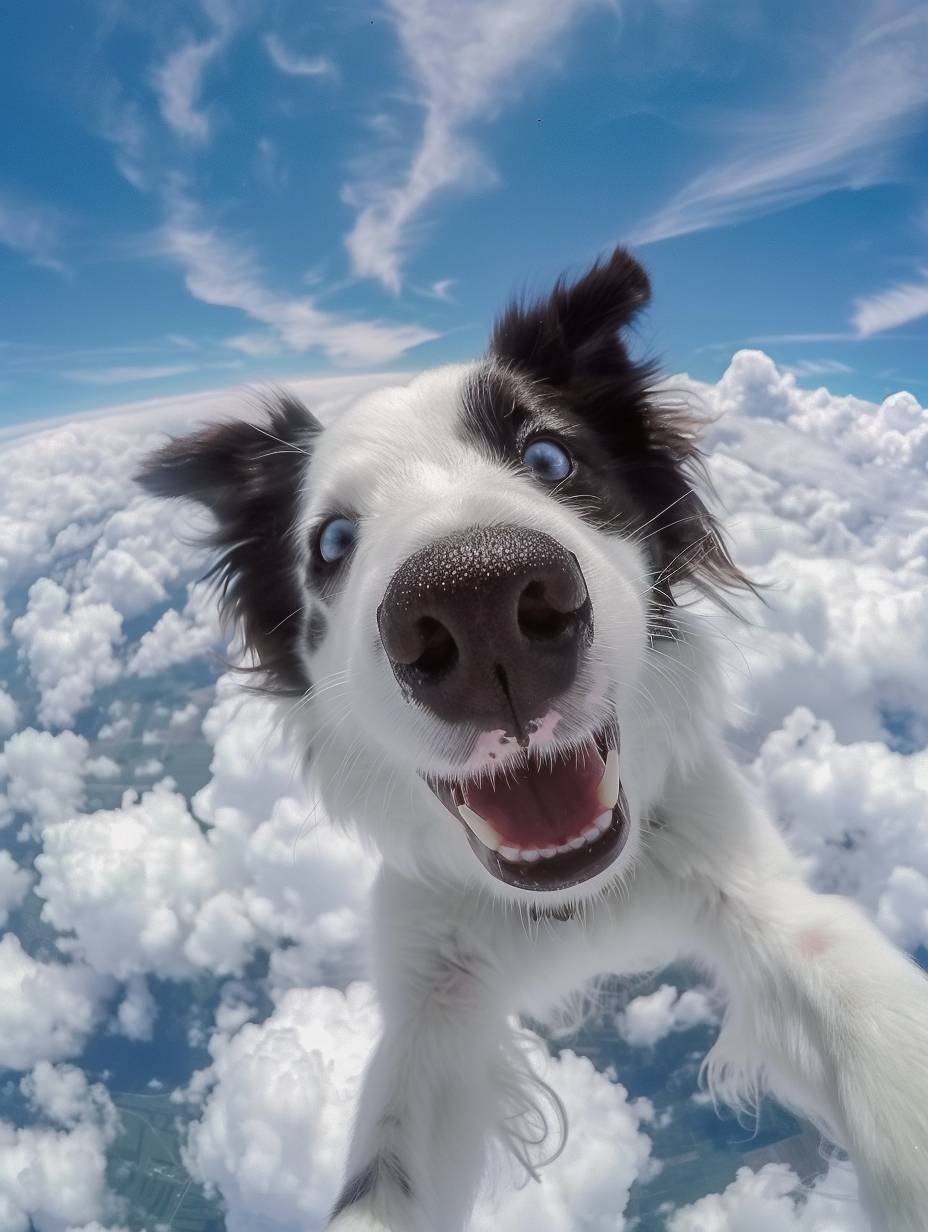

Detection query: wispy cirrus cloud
xmin=343 ymin=0 xmax=604 ymax=293
xmin=96 ymin=88 xmax=149 ymax=190
xmin=152 ymin=37 xmax=224 ymax=144
xmin=0 ymin=189 xmax=67 ymax=273
xmin=263 ymin=32 xmax=334 ymax=79
xmin=159 ymin=194 xmax=437 ymax=364
xmin=629 ymin=2 xmax=928 ymax=246
xmin=64 ymin=364 xmax=196 ymax=385
xmin=852 ymin=271 xmax=928 ymax=336
xmin=782 ymin=358 xmax=854 ymax=377
xmin=151 ymin=0 xmax=244 ymax=144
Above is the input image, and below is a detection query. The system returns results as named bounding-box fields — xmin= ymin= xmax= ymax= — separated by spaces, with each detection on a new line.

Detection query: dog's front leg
xmin=328 ymin=867 xmax=529 ymax=1232
xmin=661 ymin=744 xmax=928 ymax=1231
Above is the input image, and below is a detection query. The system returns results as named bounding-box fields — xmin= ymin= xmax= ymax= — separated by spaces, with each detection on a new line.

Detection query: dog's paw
xmin=327 ymin=1209 xmax=395 ymax=1232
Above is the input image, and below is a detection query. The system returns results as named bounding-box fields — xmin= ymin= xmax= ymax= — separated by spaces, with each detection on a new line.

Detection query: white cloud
xmin=425 ymin=277 xmax=456 ymax=302
xmin=750 ymin=708 xmax=928 ymax=947
xmin=159 ymin=193 xmax=438 ymax=363
xmin=343 ymin=0 xmax=603 ymax=291
xmin=852 ymin=271 xmax=928 ymax=336
xmin=667 ymin=1160 xmax=866 ymax=1231
xmin=0 ymin=685 xmax=18 ymax=735
xmin=0 ymin=851 xmax=32 ymax=926
xmin=0 ymin=728 xmax=114 ymax=835
xmin=253 ymin=135 xmax=288 ymax=191
xmin=0 ymin=934 xmax=109 ymax=1070
xmin=617 ymin=984 xmax=718 ymax=1049
xmin=782 ymin=358 xmax=854 ymax=378
xmin=73 ymin=493 xmax=205 ymax=620
xmin=263 ymin=32 xmax=334 ymax=78
xmin=0 ymin=188 xmax=67 ymax=273
xmin=150 ymin=0 xmax=246 ymax=143
xmin=21 ymin=1062 xmax=115 ymax=1134
xmin=128 ymin=582 xmax=221 ymax=676
xmin=630 ymin=4 xmax=928 ymax=245
xmin=97 ymin=86 xmax=149 ymax=190
xmin=134 ymin=758 xmax=164 ymax=778
xmin=36 ymin=784 xmax=239 ymax=981
xmin=0 ymin=1062 xmax=120 ymax=1232
xmin=12 ymin=580 xmax=123 ymax=728
xmin=64 ymin=363 xmax=196 ymax=385
xmin=170 ymin=702 xmax=200 ymax=728
xmin=114 ymin=976 xmax=157 ymax=1041
xmin=185 ymin=982 xmax=654 ymax=1232
xmin=473 ymin=1047 xmax=655 ymax=1232
xmin=153 ymin=35 xmax=224 ymax=143
xmin=35 ymin=684 xmax=376 ymax=987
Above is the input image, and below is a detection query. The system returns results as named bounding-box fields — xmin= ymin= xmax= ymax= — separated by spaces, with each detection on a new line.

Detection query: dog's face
xmin=140 ymin=249 xmax=740 ymax=906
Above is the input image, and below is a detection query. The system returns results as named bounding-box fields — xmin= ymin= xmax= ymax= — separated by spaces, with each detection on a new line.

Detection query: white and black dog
xmin=140 ymin=249 xmax=928 ymax=1231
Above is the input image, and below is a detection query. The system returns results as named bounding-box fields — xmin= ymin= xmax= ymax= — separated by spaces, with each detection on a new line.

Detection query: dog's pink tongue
xmin=463 ymin=740 xmax=605 ymax=847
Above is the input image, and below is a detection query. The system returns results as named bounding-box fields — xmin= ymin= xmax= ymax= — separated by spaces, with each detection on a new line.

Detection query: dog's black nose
xmin=378 ymin=525 xmax=592 ymax=730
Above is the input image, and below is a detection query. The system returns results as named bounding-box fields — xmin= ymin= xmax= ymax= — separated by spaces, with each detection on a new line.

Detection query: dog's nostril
xmin=518 ymin=580 xmax=576 ymax=642
xmin=412 ymin=616 xmax=458 ymax=678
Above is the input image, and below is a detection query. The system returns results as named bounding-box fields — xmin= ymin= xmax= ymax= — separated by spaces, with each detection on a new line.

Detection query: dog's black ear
xmin=136 ymin=393 xmax=322 ymax=694
xmin=490 ymin=249 xmax=754 ymax=608
xmin=489 ymin=247 xmax=651 ymax=385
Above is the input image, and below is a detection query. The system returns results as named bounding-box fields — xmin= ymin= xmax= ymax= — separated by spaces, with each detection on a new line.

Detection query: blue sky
xmin=1 ymin=0 xmax=926 ymax=425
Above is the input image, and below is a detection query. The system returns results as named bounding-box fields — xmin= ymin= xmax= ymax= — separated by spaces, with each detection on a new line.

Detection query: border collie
xmin=139 ymin=249 xmax=928 ymax=1231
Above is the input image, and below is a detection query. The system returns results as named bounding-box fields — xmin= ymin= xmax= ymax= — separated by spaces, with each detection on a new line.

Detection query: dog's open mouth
xmin=428 ymin=723 xmax=629 ymax=891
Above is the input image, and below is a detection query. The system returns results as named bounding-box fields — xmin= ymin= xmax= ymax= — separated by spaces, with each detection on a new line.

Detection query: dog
xmin=139 ymin=248 xmax=928 ymax=1231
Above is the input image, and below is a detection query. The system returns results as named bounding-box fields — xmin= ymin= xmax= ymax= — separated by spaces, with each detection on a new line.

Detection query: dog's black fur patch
xmin=482 ymin=246 xmax=751 ymax=611
xmin=136 ymin=393 xmax=321 ymax=696
xmin=329 ymin=1154 xmax=412 ymax=1222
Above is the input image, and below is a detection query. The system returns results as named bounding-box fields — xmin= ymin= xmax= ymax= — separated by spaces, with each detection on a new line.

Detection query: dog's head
xmin=139 ymin=249 xmax=744 ymax=906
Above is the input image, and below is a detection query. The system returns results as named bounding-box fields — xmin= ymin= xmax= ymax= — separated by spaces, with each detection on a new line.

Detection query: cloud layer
xmin=0 ymin=358 xmax=925 ymax=1227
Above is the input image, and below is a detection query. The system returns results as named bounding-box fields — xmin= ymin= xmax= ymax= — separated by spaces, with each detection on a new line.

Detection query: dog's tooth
xmin=568 ymin=836 xmax=587 ymax=850
xmin=556 ymin=842 xmax=573 ymax=854
xmin=597 ymin=748 xmax=620 ymax=810
xmin=539 ymin=846 xmax=558 ymax=859
xmin=458 ymin=803 xmax=500 ymax=852
xmin=498 ymin=845 xmax=520 ymax=862
xmin=581 ymin=826 xmax=601 ymax=844
xmin=521 ymin=849 xmax=541 ymax=862
xmin=593 ymin=810 xmax=613 ymax=836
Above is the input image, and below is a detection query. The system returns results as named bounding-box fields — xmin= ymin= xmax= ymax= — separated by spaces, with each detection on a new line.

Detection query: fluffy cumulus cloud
xmin=0 ymin=1062 xmax=121 ymax=1232
xmin=617 ymin=984 xmax=718 ymax=1049
xmin=71 ymin=494 xmax=203 ymax=619
xmin=0 ymin=685 xmax=18 ymax=735
xmin=750 ymin=707 xmax=928 ymax=949
xmin=35 ymin=682 xmax=376 ymax=987
xmin=128 ymin=580 xmax=221 ymax=676
xmin=185 ymin=982 xmax=654 ymax=1232
xmin=0 ymin=934 xmax=109 ymax=1071
xmin=472 ymin=1048 xmax=655 ymax=1232
xmin=0 ymin=850 xmax=32 ymax=925
xmin=680 ymin=353 xmax=928 ymax=745
xmin=667 ymin=1160 xmax=867 ymax=1231
xmin=0 ymin=728 xmax=117 ymax=835
xmin=12 ymin=579 xmax=123 ymax=728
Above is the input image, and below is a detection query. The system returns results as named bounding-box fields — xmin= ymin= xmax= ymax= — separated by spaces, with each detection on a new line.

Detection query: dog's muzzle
xmin=377 ymin=526 xmax=630 ymax=892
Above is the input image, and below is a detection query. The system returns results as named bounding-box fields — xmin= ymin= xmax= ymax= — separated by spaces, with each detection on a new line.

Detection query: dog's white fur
xmin=274 ymin=364 xmax=928 ymax=1232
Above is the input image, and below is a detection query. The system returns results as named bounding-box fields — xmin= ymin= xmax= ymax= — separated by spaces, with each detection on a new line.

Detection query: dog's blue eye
xmin=318 ymin=516 xmax=356 ymax=563
xmin=522 ymin=438 xmax=573 ymax=482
